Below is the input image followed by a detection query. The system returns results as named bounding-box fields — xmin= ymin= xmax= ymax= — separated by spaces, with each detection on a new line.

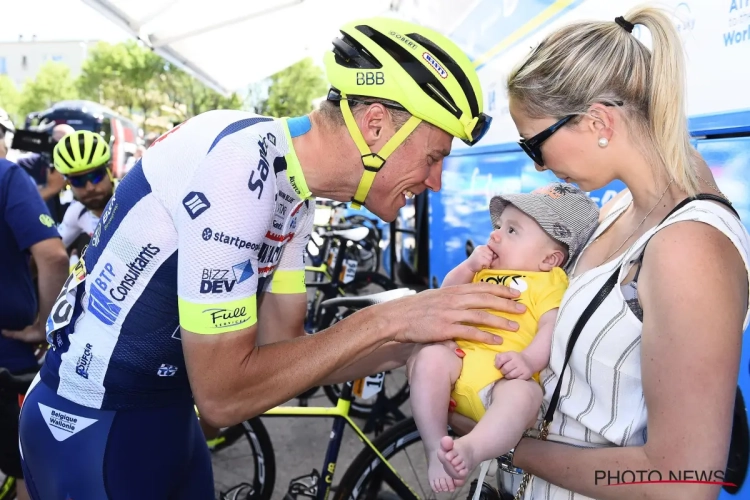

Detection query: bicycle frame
xmin=263 ymin=381 xmax=420 ymax=500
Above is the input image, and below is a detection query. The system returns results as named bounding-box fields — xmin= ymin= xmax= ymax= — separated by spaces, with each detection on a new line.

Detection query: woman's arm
xmin=513 ymin=220 xmax=748 ymax=500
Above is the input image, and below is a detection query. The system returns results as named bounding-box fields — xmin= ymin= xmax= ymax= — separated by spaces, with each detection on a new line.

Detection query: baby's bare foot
xmin=437 ymin=435 xmax=477 ymax=480
xmin=428 ymin=451 xmax=458 ymax=493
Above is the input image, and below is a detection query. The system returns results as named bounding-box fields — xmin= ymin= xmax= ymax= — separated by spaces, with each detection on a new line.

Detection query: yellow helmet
xmin=53 ymin=130 xmax=111 ymax=175
xmin=323 ymin=17 xmax=491 ymax=208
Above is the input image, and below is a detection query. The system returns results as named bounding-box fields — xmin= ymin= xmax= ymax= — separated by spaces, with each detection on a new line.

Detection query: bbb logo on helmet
xmin=422 ymin=52 xmax=448 ymax=79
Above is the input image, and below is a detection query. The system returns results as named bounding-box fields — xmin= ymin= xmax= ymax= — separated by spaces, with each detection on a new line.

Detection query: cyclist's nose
xmin=535 ymin=163 xmax=546 ymax=172
xmin=425 ymin=161 xmax=443 ymax=192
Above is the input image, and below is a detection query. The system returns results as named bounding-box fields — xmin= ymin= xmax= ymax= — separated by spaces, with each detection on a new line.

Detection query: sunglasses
xmin=67 ymin=167 xmax=109 ymax=188
xmin=518 ymin=101 xmax=624 ymax=167
xmin=327 ymin=88 xmax=492 ymax=146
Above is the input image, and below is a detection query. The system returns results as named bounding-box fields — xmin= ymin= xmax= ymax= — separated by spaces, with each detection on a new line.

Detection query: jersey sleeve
xmin=175 ymin=144 xmax=269 ymax=335
xmin=264 ymin=199 xmax=314 ymax=295
xmin=533 ymin=267 xmax=569 ymax=319
xmin=2 ymin=164 xmax=61 ymax=250
xmin=58 ymin=203 xmax=83 ymax=247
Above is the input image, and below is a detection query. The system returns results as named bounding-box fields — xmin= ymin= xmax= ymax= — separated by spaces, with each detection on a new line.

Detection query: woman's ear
xmin=586 ymin=103 xmax=615 ymax=142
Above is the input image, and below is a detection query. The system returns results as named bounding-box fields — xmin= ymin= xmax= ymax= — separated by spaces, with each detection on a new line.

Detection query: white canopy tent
xmin=81 ymin=0 xmax=400 ymax=95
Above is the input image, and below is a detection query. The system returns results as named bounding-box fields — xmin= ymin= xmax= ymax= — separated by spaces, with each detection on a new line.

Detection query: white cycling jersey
xmin=58 ymin=200 xmax=100 ymax=248
xmin=43 ymin=111 xmax=315 ymax=410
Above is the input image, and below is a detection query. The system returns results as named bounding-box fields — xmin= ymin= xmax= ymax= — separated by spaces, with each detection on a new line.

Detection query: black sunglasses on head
xmin=518 ymin=101 xmax=624 ymax=167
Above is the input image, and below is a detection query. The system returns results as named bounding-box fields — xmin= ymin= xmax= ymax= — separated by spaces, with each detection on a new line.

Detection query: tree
xmin=254 ymin=58 xmax=327 ymax=117
xmin=159 ymin=64 xmax=246 ymax=121
xmin=17 ymin=62 xmax=78 ymax=118
xmin=0 ymin=75 xmax=20 ymax=123
xmin=77 ymin=40 xmax=164 ymax=118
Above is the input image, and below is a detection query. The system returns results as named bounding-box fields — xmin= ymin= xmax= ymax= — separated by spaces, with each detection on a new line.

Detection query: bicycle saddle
xmin=321 ymin=226 xmax=370 ymax=242
xmin=320 ymin=288 xmax=416 ymax=309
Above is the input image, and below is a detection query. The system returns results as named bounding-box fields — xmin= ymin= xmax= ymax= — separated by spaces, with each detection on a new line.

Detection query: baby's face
xmin=486 ymin=205 xmax=562 ymax=272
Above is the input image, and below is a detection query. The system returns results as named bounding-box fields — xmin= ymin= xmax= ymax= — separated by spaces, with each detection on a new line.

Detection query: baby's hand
xmin=466 ymin=245 xmax=496 ymax=273
xmin=495 ymin=351 xmax=534 ymax=380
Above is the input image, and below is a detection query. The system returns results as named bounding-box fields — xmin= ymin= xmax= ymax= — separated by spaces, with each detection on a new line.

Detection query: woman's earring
xmin=598 ymin=137 xmax=609 ymax=148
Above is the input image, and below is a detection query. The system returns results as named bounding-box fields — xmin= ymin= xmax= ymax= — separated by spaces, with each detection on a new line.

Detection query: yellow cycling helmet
xmin=324 ymin=17 xmax=491 ymax=208
xmin=53 ymin=130 xmax=111 ymax=175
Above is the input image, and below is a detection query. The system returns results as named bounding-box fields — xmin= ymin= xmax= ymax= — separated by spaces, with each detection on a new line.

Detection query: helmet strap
xmin=340 ymin=96 xmax=421 ymax=209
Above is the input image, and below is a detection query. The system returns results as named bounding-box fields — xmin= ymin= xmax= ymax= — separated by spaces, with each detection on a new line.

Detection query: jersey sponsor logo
xmin=39 ymin=214 xmax=55 ymax=227
xmin=101 ymin=194 xmax=118 ymax=230
xmin=88 ymin=277 xmax=122 ymax=325
xmin=201 ymin=306 xmax=252 ymax=329
xmin=272 ymin=219 xmax=283 ymax=230
xmin=258 ymin=242 xmax=283 ymax=266
xmin=157 ymin=363 xmax=178 ymax=377
xmin=200 ymin=259 xmax=254 ymax=294
xmin=75 ymin=343 xmax=94 ymax=379
xmin=275 ymin=203 xmax=287 ymax=217
xmin=182 ymin=192 xmax=211 ymax=219
xmin=266 ymin=132 xmax=276 ymax=146
xmin=422 ymin=52 xmax=448 ymax=79
xmin=265 ymin=231 xmax=294 ymax=243
xmin=91 ymin=224 xmax=102 ymax=247
xmin=202 ymin=227 xmax=261 ymax=250
xmin=108 ymin=244 xmax=161 ymax=302
xmin=248 ymin=136 xmax=271 ymax=199
xmin=38 ymin=403 xmax=98 ymax=442
xmin=289 ymin=176 xmax=303 ymax=197
xmin=278 ymin=190 xmax=294 ymax=203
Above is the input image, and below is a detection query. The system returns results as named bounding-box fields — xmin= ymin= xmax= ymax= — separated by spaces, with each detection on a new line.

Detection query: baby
xmin=408 ymin=183 xmax=599 ymax=492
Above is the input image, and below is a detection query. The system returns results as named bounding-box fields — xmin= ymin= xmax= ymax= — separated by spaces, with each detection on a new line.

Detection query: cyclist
xmin=19 ymin=17 xmax=524 ymax=499
xmin=52 ymin=130 xmax=115 ymax=249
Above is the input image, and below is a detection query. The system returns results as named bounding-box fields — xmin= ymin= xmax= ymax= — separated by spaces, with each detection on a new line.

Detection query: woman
xmin=444 ymin=6 xmax=750 ymax=500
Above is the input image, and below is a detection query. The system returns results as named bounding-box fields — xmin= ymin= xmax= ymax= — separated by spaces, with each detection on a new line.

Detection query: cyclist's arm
xmin=256 ymin=292 xmax=306 ymax=345
xmin=57 ymin=204 xmax=82 ymax=248
xmin=255 ymin=206 xmax=311 ymax=345
xmin=1 ymin=165 xmax=68 ymax=342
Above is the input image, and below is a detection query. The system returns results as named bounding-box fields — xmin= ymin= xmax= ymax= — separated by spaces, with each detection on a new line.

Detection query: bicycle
xmin=218 ymin=288 xmax=499 ymax=500
xmin=299 ymin=224 xmax=410 ymax=422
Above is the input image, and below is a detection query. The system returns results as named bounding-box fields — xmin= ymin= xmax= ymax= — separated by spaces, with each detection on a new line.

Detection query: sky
xmin=1 ymin=0 xmax=131 ymax=43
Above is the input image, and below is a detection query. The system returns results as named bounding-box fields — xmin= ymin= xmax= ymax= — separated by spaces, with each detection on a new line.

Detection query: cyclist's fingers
xmin=445 ymin=282 xmax=522 ymax=300
xmin=447 ymin=324 xmax=504 ymax=346
xmin=445 ymin=290 xmax=526 ymax=315
xmin=447 ymin=308 xmax=519 ymax=334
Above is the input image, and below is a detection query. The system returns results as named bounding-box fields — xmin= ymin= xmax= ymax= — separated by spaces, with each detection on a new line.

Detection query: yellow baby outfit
xmin=452 ymin=267 xmax=568 ymax=421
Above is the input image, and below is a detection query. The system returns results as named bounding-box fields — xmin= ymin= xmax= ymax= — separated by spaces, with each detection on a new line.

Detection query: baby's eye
xmin=507 ymin=226 xmax=516 ymax=234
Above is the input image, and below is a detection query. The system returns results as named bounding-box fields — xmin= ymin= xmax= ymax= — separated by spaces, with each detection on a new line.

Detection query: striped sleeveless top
xmin=524 ymin=192 xmax=750 ymax=500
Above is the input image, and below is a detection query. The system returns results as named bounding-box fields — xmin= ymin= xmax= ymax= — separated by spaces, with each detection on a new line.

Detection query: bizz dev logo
xmin=200 ymin=260 xmax=254 ymax=294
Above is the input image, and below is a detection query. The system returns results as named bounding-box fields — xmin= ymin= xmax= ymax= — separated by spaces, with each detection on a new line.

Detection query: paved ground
xmin=211 ymin=370 xmax=499 ymax=500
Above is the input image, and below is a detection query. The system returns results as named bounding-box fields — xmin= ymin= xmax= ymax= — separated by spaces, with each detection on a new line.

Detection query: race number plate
xmin=353 ymin=372 xmax=384 ymax=399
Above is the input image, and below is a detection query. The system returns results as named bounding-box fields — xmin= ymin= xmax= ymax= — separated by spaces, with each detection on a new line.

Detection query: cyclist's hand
xmin=389 ymin=282 xmax=526 ymax=344
xmin=2 ymin=321 xmax=45 ymax=344
xmin=465 ymin=245 xmax=496 ymax=273
xmin=495 ymin=351 xmax=534 ymax=380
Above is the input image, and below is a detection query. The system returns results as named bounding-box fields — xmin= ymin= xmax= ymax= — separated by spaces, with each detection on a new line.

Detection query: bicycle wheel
xmin=211 ymin=417 xmax=275 ymax=500
xmin=334 ymin=417 xmax=478 ymax=500
xmin=0 ymin=475 xmax=15 ymax=500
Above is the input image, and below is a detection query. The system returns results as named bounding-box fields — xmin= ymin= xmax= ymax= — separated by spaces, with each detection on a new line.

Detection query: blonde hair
xmin=507 ymin=6 xmax=700 ymax=195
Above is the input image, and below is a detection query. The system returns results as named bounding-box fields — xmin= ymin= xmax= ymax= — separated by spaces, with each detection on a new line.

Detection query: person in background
xmin=16 ymin=123 xmax=75 ymax=222
xmin=53 ymin=130 xmax=115 ymax=249
xmin=0 ymin=108 xmax=14 ymax=160
xmin=0 ymin=147 xmax=69 ymax=500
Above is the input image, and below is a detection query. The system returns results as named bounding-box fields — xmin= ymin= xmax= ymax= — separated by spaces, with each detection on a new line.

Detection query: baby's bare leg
xmin=439 ymin=378 xmax=542 ymax=480
xmin=408 ymin=344 xmax=462 ymax=492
